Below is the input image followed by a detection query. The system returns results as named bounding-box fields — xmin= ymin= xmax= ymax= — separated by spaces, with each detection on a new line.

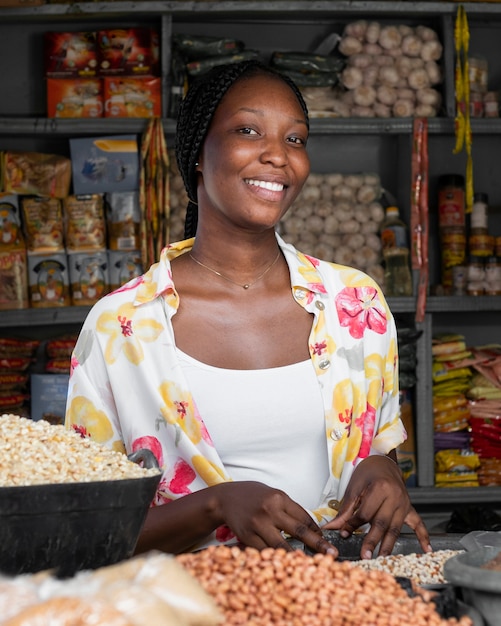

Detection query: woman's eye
xmin=238 ymin=127 xmax=257 ymax=135
xmin=288 ymin=135 xmax=307 ymax=145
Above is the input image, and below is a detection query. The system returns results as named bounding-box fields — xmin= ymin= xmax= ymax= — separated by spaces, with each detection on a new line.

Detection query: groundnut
xmin=176 ymin=546 xmax=473 ymax=626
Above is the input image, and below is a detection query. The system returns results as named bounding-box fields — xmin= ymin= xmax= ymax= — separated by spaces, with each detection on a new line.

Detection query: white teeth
xmin=246 ymin=179 xmax=284 ymax=192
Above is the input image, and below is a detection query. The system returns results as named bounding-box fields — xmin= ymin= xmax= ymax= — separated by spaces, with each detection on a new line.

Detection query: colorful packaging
xmin=3 ymin=151 xmax=72 ymax=199
xmin=97 ymin=28 xmax=158 ymax=76
xmin=68 ymin=250 xmax=109 ymax=305
xmin=0 ymin=248 xmax=29 ymax=310
xmin=105 ymin=191 xmax=141 ymax=251
xmin=0 ymin=194 xmax=24 ymax=249
xmin=21 ymin=196 xmax=65 ymax=254
xmin=69 ymin=135 xmax=139 ymax=195
xmin=44 ymin=31 xmax=98 ymax=78
xmin=64 ymin=194 xmax=106 ymax=252
xmin=47 ymin=78 xmax=103 ymax=118
xmin=28 ymin=252 xmax=71 ymax=308
xmin=103 ymin=76 xmax=161 ymax=118
xmin=108 ymin=249 xmax=143 ymax=291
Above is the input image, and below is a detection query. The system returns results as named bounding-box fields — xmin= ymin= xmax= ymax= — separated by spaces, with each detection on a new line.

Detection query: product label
xmin=381 ymin=224 xmax=407 ymax=250
xmin=438 ymin=188 xmax=465 ymax=227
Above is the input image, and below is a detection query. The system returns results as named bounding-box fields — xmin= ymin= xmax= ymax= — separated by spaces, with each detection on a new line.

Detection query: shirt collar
xmin=134 ymin=233 xmax=327 ymax=307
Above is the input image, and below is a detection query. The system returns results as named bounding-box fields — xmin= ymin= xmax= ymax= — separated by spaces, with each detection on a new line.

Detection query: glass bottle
xmin=380 ymin=206 xmax=413 ymax=297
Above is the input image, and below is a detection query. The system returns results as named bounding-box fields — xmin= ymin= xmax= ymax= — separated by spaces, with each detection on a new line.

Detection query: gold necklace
xmin=189 ymin=250 xmax=281 ymax=290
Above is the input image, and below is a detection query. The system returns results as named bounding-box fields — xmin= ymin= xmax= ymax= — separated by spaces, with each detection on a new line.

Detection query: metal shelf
xmin=409 ymin=486 xmax=501 ymax=506
xmin=0 ymin=306 xmax=91 ymax=329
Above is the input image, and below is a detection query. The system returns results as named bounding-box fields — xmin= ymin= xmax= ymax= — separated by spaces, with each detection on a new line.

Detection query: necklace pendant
xmin=243 ymin=284 xmax=250 ymax=289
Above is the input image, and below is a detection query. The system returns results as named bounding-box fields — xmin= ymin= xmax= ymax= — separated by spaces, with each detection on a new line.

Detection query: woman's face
xmin=196 ymin=72 xmax=310 ymax=233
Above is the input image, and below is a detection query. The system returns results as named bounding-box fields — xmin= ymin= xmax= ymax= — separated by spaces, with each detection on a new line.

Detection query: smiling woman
xmin=65 ymin=59 xmax=432 ymax=561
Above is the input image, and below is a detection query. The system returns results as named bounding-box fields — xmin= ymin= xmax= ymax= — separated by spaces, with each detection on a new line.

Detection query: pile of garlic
xmin=279 ymin=171 xmax=385 ymax=287
xmin=302 ymin=20 xmax=443 ymax=118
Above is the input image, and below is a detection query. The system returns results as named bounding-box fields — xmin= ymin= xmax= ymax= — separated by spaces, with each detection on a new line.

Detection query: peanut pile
xmin=177 ymin=545 xmax=473 ymax=626
xmin=0 ymin=414 xmax=160 ymax=486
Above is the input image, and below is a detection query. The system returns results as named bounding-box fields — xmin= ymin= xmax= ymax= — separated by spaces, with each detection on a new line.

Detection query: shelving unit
xmin=1 ymin=0 xmax=501 ymax=516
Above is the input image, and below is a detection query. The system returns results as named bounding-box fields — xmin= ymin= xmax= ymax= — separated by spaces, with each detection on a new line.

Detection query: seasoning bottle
xmin=468 ymin=192 xmax=494 ymax=257
xmin=380 ymin=206 xmax=413 ymax=297
xmin=438 ymin=174 xmax=466 ymax=293
xmin=485 ymin=256 xmax=501 ymax=295
xmin=466 ymin=255 xmax=485 ymax=296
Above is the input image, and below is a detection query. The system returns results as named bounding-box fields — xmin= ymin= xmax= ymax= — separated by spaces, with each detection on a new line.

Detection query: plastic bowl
xmin=443 ymin=546 xmax=501 ymax=626
xmin=0 ymin=450 xmax=161 ymax=577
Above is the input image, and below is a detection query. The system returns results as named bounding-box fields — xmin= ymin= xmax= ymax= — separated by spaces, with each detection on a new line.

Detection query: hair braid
xmin=175 ymin=60 xmax=309 ymax=239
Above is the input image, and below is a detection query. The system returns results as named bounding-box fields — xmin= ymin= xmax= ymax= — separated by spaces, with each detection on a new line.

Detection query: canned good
xmin=438 ymin=174 xmax=465 ymax=228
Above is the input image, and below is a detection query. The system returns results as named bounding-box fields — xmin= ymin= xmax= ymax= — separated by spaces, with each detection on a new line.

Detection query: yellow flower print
xmin=191 ymin=455 xmax=228 ymax=487
xmin=97 ymin=302 xmax=163 ymax=366
xmin=66 ymin=395 xmax=114 ymax=443
xmin=159 ymin=380 xmax=203 ymax=444
xmin=135 ymin=262 xmax=161 ymax=304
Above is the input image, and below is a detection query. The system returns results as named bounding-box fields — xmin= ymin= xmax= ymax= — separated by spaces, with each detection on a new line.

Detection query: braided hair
xmin=175 ymin=60 xmax=310 ymax=239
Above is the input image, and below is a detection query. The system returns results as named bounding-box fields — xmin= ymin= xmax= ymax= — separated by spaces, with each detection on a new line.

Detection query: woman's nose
xmin=259 ymin=138 xmax=287 ymax=166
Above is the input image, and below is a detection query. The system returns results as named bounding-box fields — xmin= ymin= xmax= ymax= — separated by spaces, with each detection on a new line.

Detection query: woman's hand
xmin=215 ymin=481 xmax=338 ymax=557
xmin=321 ymin=455 xmax=431 ymax=559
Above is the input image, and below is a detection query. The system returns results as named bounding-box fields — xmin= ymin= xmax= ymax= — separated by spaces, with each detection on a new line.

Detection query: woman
xmin=66 ymin=60 xmax=431 ymax=559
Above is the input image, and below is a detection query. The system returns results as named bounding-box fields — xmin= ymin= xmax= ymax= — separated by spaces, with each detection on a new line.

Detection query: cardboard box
xmin=108 ymin=250 xmax=143 ymax=291
xmin=97 ymin=28 xmax=158 ymax=76
xmin=70 ymin=135 xmax=139 ymax=195
xmin=103 ymin=76 xmax=161 ymax=118
xmin=68 ymin=250 xmax=109 ymax=306
xmin=45 ymin=31 xmax=98 ymax=78
xmin=31 ymin=374 xmax=69 ymax=424
xmin=27 ymin=252 xmax=71 ymax=308
xmin=47 ymin=78 xmax=103 ymax=118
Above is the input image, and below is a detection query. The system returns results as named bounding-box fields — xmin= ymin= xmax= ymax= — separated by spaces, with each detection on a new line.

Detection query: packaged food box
xmin=21 ymin=196 xmax=64 ymax=254
xmin=3 ymin=151 xmax=72 ymax=199
xmin=64 ymin=194 xmax=107 ymax=252
xmin=28 ymin=252 xmax=71 ymax=308
xmin=0 ymin=193 xmax=24 ymax=249
xmin=44 ymin=31 xmax=98 ymax=78
xmin=105 ymin=191 xmax=141 ymax=251
xmin=30 ymin=374 xmax=70 ymax=423
xmin=47 ymin=78 xmax=103 ymax=118
xmin=68 ymin=250 xmax=109 ymax=306
xmin=97 ymin=28 xmax=158 ymax=76
xmin=0 ymin=248 xmax=29 ymax=310
xmin=69 ymin=135 xmax=139 ymax=195
xmin=103 ymin=76 xmax=161 ymax=118
xmin=108 ymin=249 xmax=143 ymax=291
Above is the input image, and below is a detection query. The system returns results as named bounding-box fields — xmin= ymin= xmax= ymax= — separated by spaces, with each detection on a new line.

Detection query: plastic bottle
xmin=380 ymin=206 xmax=413 ymax=297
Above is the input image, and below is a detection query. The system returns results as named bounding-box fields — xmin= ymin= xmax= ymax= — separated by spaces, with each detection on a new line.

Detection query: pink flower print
xmin=355 ymin=402 xmax=377 ymax=459
xmin=175 ymin=400 xmax=189 ymax=419
xmin=304 ymin=254 xmax=320 ymax=268
xmin=118 ymin=315 xmax=133 ymax=337
xmin=216 ymin=525 xmax=236 ymax=543
xmin=336 ymin=286 xmax=387 ymax=339
xmin=69 ymin=355 xmax=79 ymax=377
xmin=132 ymin=435 xmax=164 ymax=467
xmin=165 ymin=458 xmax=196 ymax=495
xmin=311 ymin=341 xmax=327 ymax=356
xmin=152 ymin=478 xmax=174 ymax=506
xmin=111 ymin=276 xmax=144 ymax=295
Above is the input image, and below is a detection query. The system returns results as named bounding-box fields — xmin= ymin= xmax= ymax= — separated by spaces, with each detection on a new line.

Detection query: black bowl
xmin=0 ymin=450 xmax=161 ymax=577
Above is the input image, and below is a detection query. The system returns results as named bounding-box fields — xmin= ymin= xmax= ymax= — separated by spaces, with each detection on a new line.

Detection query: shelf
xmin=0 ymin=306 xmax=91 ymax=328
xmin=409 ymin=486 xmax=501 ymax=506
xmin=3 ymin=116 xmax=501 ymax=138
xmin=1 ymin=1 xmax=500 ymax=21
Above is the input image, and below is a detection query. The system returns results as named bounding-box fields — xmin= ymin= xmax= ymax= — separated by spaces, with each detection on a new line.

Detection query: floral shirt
xmin=65 ymin=233 xmax=405 ymax=549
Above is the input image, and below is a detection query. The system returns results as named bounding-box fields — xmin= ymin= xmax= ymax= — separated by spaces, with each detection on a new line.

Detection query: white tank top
xmin=176 ymin=349 xmax=328 ymax=512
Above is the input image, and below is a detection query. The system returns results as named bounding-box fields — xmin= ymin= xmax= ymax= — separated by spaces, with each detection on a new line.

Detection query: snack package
xmin=108 ymin=250 xmax=143 ymax=291
xmin=68 ymin=250 xmax=109 ymax=305
xmin=97 ymin=28 xmax=159 ymax=76
xmin=44 ymin=31 xmax=98 ymax=78
xmin=103 ymin=77 xmax=161 ymax=118
xmin=27 ymin=252 xmax=71 ymax=308
xmin=47 ymin=78 xmax=103 ymax=118
xmin=3 ymin=152 xmax=71 ymax=199
xmin=105 ymin=191 xmax=141 ymax=250
xmin=0 ymin=248 xmax=29 ymax=310
xmin=21 ymin=196 xmax=64 ymax=254
xmin=64 ymin=194 xmax=106 ymax=252
xmin=0 ymin=194 xmax=24 ymax=249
